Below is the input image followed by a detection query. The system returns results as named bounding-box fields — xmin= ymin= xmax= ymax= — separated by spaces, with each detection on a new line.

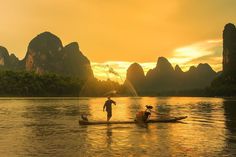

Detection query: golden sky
xmin=0 ymin=0 xmax=236 ymax=80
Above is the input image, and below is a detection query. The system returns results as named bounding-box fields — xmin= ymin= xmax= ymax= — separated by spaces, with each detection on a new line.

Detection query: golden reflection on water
xmin=78 ymin=97 xmax=229 ymax=156
xmin=0 ymin=97 xmax=235 ymax=156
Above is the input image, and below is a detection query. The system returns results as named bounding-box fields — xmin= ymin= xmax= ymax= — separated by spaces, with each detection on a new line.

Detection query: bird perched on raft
xmin=81 ymin=114 xmax=88 ymax=121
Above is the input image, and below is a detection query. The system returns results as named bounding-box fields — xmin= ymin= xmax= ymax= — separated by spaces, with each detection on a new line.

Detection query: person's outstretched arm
xmin=151 ymin=110 xmax=158 ymax=115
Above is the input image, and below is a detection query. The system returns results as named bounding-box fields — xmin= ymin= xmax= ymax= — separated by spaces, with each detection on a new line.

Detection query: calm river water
xmin=0 ymin=97 xmax=235 ymax=156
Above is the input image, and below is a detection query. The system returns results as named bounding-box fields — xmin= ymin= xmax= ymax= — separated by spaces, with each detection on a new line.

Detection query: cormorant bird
xmin=81 ymin=114 xmax=88 ymax=121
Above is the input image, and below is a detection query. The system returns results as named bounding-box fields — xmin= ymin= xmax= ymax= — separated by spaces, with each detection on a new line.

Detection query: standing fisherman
xmin=103 ymin=96 xmax=116 ymax=121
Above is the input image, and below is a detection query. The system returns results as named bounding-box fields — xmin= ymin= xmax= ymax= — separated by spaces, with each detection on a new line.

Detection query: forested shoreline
xmin=0 ymin=70 xmax=234 ymax=97
xmin=0 ymin=71 xmax=122 ymax=97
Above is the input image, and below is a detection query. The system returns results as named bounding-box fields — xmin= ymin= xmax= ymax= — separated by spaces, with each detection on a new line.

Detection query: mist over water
xmin=0 ymin=97 xmax=235 ymax=156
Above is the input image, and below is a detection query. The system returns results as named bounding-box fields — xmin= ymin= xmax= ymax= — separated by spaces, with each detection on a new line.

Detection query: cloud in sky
xmin=170 ymin=39 xmax=222 ymax=71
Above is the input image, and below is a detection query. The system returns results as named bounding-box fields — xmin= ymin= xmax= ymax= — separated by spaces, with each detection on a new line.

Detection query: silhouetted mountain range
xmin=125 ymin=57 xmax=217 ymax=94
xmin=1 ymin=22 xmax=235 ymax=96
xmin=0 ymin=32 xmax=93 ymax=81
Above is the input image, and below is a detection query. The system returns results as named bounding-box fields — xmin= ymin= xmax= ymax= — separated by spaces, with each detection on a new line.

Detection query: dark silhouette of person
xmin=103 ymin=96 xmax=116 ymax=121
xmin=135 ymin=105 xmax=157 ymax=122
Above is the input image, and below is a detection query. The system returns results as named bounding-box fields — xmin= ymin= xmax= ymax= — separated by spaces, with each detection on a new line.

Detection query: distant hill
xmin=222 ymin=23 xmax=236 ymax=77
xmin=0 ymin=32 xmax=93 ymax=81
xmin=126 ymin=57 xmax=217 ymax=94
xmin=210 ymin=23 xmax=236 ymax=96
xmin=0 ymin=46 xmax=22 ymax=71
xmin=124 ymin=63 xmax=146 ymax=93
